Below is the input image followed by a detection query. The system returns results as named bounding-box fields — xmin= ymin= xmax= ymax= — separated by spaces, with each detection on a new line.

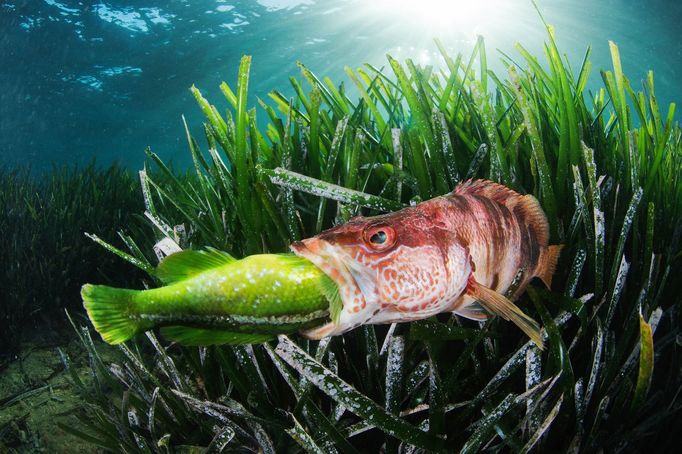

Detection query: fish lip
xmin=290 ymin=239 xmax=370 ymax=312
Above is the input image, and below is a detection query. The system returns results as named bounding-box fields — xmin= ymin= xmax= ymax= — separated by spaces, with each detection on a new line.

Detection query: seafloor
xmin=0 ymin=336 xmax=115 ymax=452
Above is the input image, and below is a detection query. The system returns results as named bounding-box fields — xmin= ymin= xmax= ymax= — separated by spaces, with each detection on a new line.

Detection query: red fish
xmin=291 ymin=179 xmax=562 ymax=349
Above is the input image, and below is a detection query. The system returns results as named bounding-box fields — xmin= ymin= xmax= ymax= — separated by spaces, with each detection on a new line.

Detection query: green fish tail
xmin=81 ymin=284 xmax=148 ymax=344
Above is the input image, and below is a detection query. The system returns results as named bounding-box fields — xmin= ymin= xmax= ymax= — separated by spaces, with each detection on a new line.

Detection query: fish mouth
xmin=290 ymin=239 xmax=376 ymax=318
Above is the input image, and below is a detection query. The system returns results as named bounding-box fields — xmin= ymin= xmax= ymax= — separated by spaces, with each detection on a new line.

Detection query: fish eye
xmin=370 ymin=231 xmax=387 ymax=244
xmin=363 ymin=225 xmax=396 ymax=250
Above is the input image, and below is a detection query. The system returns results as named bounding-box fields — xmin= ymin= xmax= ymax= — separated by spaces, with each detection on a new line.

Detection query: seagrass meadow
xmin=3 ymin=23 xmax=682 ymax=454
xmin=46 ymin=24 xmax=681 ymax=452
xmin=0 ymin=165 xmax=148 ymax=355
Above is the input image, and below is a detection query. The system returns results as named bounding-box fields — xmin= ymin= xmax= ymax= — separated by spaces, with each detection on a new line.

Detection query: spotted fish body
xmin=82 ymin=251 xmax=334 ymax=345
xmin=291 ymin=179 xmax=561 ymax=347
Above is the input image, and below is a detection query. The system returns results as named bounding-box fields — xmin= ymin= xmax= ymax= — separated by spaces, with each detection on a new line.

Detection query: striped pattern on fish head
xmin=291 ymin=202 xmax=472 ymax=337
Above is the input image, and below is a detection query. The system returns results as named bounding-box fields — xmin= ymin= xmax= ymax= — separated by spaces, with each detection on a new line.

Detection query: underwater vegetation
xmin=80 ymin=177 xmax=558 ymax=351
xmin=0 ymin=164 xmax=148 ymax=358
xmin=12 ymin=23 xmax=682 ymax=453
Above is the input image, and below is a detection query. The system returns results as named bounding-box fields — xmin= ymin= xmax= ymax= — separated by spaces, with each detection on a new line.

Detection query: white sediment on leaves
xmin=583 ymin=322 xmax=604 ymax=416
xmin=117 ymin=343 xmax=154 ymax=382
xmin=173 ymin=390 xmax=237 ymax=423
xmin=391 ymin=129 xmax=403 ymax=200
xmin=153 ymin=237 xmax=182 ymax=260
xmin=525 ymin=346 xmax=542 ymax=432
xmin=263 ymin=167 xmax=403 ymax=212
xmin=109 ymin=363 xmax=130 ymax=387
xmin=380 ymin=323 xmax=398 ymax=356
xmin=648 ymin=307 xmax=663 ymax=334
xmin=275 ymin=336 xmax=439 ymax=448
xmin=466 ymin=143 xmax=488 ymax=180
xmin=145 ymin=210 xmax=175 ymax=241
xmin=461 ymin=394 xmax=515 ymax=453
xmin=521 ymin=394 xmax=564 ymax=453
xmin=594 ymin=208 xmax=605 ymax=248
xmin=285 ymin=416 xmax=324 ymax=453
xmin=384 ymin=335 xmax=405 ymax=413
xmin=566 ymin=249 xmax=587 ymax=298
xmin=477 ymin=311 xmax=573 ymax=403
xmin=605 ymin=256 xmax=629 ymax=328
xmin=145 ymin=331 xmax=186 ymax=392
xmin=574 ymin=378 xmax=585 ymax=421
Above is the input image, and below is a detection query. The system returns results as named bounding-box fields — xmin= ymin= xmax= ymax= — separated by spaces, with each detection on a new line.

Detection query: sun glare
xmin=369 ymin=0 xmax=503 ymax=30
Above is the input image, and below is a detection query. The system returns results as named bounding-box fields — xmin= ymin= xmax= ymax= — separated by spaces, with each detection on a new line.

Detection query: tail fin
xmin=537 ymin=245 xmax=563 ymax=289
xmin=81 ymin=284 xmax=144 ymax=344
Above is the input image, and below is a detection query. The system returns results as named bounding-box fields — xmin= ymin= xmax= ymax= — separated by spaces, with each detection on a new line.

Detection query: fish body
xmin=82 ymin=250 xmax=333 ymax=345
xmin=83 ymin=180 xmax=559 ymax=348
xmin=291 ymin=179 xmax=561 ymax=348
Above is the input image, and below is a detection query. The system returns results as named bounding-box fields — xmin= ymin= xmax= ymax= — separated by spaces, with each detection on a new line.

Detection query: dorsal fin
xmin=453 ymin=179 xmax=523 ymax=205
xmin=517 ymin=194 xmax=550 ymax=246
xmin=156 ymin=247 xmax=236 ymax=284
xmin=454 ymin=179 xmax=550 ymax=246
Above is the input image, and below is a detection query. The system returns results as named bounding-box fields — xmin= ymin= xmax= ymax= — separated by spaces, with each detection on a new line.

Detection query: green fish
xmin=82 ymin=248 xmax=339 ymax=346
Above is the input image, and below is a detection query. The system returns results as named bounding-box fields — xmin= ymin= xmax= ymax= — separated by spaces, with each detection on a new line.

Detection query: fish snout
xmin=290 ymin=238 xmax=323 ymax=255
xmin=290 ymin=240 xmax=307 ymax=254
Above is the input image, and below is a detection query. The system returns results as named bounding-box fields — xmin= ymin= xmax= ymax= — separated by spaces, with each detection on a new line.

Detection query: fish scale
xmin=82 ymin=252 xmax=336 ymax=345
xmin=292 ymin=179 xmax=562 ymax=348
xmin=83 ymin=179 xmax=560 ymax=348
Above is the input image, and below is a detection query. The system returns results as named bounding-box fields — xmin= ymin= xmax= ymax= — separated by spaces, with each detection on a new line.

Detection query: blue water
xmin=1 ymin=0 xmax=680 ymax=169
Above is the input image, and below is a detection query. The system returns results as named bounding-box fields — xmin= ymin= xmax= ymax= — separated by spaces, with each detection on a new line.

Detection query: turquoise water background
xmin=1 ymin=0 xmax=680 ymax=169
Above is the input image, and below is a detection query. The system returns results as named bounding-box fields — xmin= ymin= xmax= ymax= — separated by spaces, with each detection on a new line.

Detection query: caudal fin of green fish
xmin=81 ymin=284 xmax=147 ymax=344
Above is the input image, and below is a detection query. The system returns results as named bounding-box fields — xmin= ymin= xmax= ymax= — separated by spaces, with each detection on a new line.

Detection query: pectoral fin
xmin=300 ymin=322 xmax=337 ymax=340
xmin=466 ymin=277 xmax=544 ymax=349
xmin=316 ymin=275 xmax=342 ymax=324
xmin=454 ymin=301 xmax=491 ymax=321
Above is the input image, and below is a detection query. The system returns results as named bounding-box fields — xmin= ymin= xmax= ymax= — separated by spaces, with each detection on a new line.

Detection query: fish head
xmin=291 ymin=201 xmax=471 ymax=337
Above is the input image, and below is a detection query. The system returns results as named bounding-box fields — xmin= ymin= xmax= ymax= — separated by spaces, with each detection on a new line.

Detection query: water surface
xmin=1 ymin=0 xmax=680 ymax=169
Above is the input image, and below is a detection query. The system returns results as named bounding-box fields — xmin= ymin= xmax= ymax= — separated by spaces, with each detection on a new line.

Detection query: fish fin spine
xmin=466 ymin=277 xmax=545 ymax=350
xmin=537 ymin=244 xmax=563 ymax=289
xmin=301 ymin=322 xmax=338 ymax=340
xmin=156 ymin=247 xmax=236 ymax=284
xmin=453 ymin=179 xmax=522 ymax=204
xmin=517 ymin=194 xmax=550 ymax=246
xmin=453 ymin=300 xmax=491 ymax=321
xmin=81 ymin=284 xmax=146 ymax=345
xmin=454 ymin=180 xmax=550 ymax=246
